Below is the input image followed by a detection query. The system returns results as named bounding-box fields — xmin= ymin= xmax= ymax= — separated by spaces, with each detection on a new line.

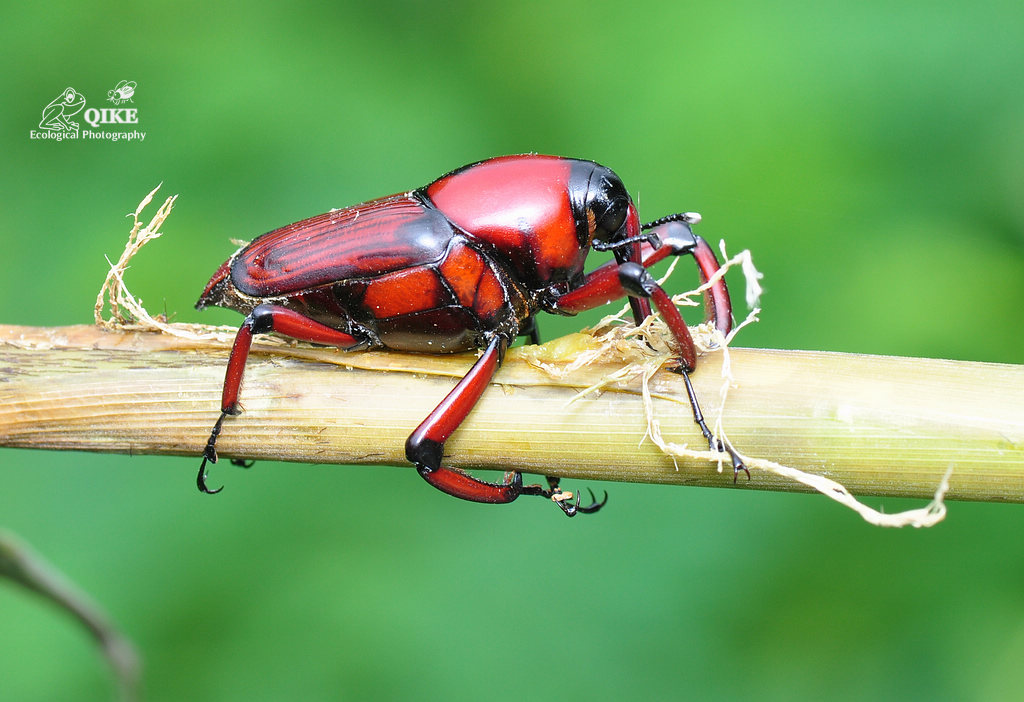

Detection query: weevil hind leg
xmin=198 ymin=303 xmax=363 ymax=494
xmin=406 ymin=335 xmax=604 ymax=517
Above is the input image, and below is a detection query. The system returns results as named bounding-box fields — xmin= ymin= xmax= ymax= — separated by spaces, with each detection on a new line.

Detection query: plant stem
xmin=1 ymin=323 xmax=1022 ymax=503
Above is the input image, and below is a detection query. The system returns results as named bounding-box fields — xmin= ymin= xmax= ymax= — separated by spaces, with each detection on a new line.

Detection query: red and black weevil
xmin=195 ymin=155 xmax=745 ymax=516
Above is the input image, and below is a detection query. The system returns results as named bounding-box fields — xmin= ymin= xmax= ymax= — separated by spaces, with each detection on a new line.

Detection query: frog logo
xmin=38 ymin=87 xmax=86 ymax=134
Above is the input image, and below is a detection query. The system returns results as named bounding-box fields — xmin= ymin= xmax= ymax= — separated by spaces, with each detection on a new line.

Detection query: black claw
xmin=198 ymin=411 xmax=228 ymax=494
xmin=551 ymin=486 xmax=608 ymax=517
xmin=197 ymin=453 xmax=223 ymax=494
xmin=557 ymin=496 xmax=579 ymax=518
xmin=541 ymin=476 xmax=607 ymax=517
xmin=732 ymin=458 xmax=751 ymax=483
xmin=717 ymin=441 xmax=749 ymax=483
xmin=576 ymin=488 xmax=609 ymax=514
xmin=231 ymin=459 xmax=255 ymax=469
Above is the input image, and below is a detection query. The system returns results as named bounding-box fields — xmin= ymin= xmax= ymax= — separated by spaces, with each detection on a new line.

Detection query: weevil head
xmin=582 ymin=165 xmax=643 ymax=265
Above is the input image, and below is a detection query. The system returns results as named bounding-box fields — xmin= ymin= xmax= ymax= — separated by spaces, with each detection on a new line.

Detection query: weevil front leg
xmin=198 ymin=303 xmax=363 ymax=494
xmin=617 ymin=262 xmax=748 ymax=480
xmin=554 ymin=216 xmax=747 ymax=480
xmin=557 ymin=213 xmax=733 ymax=336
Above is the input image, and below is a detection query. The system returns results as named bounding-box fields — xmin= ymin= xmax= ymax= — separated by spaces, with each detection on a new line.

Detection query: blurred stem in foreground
xmin=0 ymin=529 xmax=140 ymax=702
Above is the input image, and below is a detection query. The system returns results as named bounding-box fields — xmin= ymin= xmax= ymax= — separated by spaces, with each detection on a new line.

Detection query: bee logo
xmin=107 ymin=80 xmax=137 ymax=106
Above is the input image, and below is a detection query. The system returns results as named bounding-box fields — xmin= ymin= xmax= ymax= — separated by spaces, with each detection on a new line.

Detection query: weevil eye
xmin=586 ymin=169 xmax=632 ymax=244
xmin=593 ymin=200 xmax=627 ymax=241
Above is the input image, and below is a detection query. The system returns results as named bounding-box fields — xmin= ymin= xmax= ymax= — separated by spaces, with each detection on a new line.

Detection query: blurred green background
xmin=2 ymin=1 xmax=1023 ymax=700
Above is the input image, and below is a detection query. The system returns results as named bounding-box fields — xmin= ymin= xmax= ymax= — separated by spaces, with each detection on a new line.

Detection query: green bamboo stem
xmin=1 ymin=323 xmax=1021 ymax=505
